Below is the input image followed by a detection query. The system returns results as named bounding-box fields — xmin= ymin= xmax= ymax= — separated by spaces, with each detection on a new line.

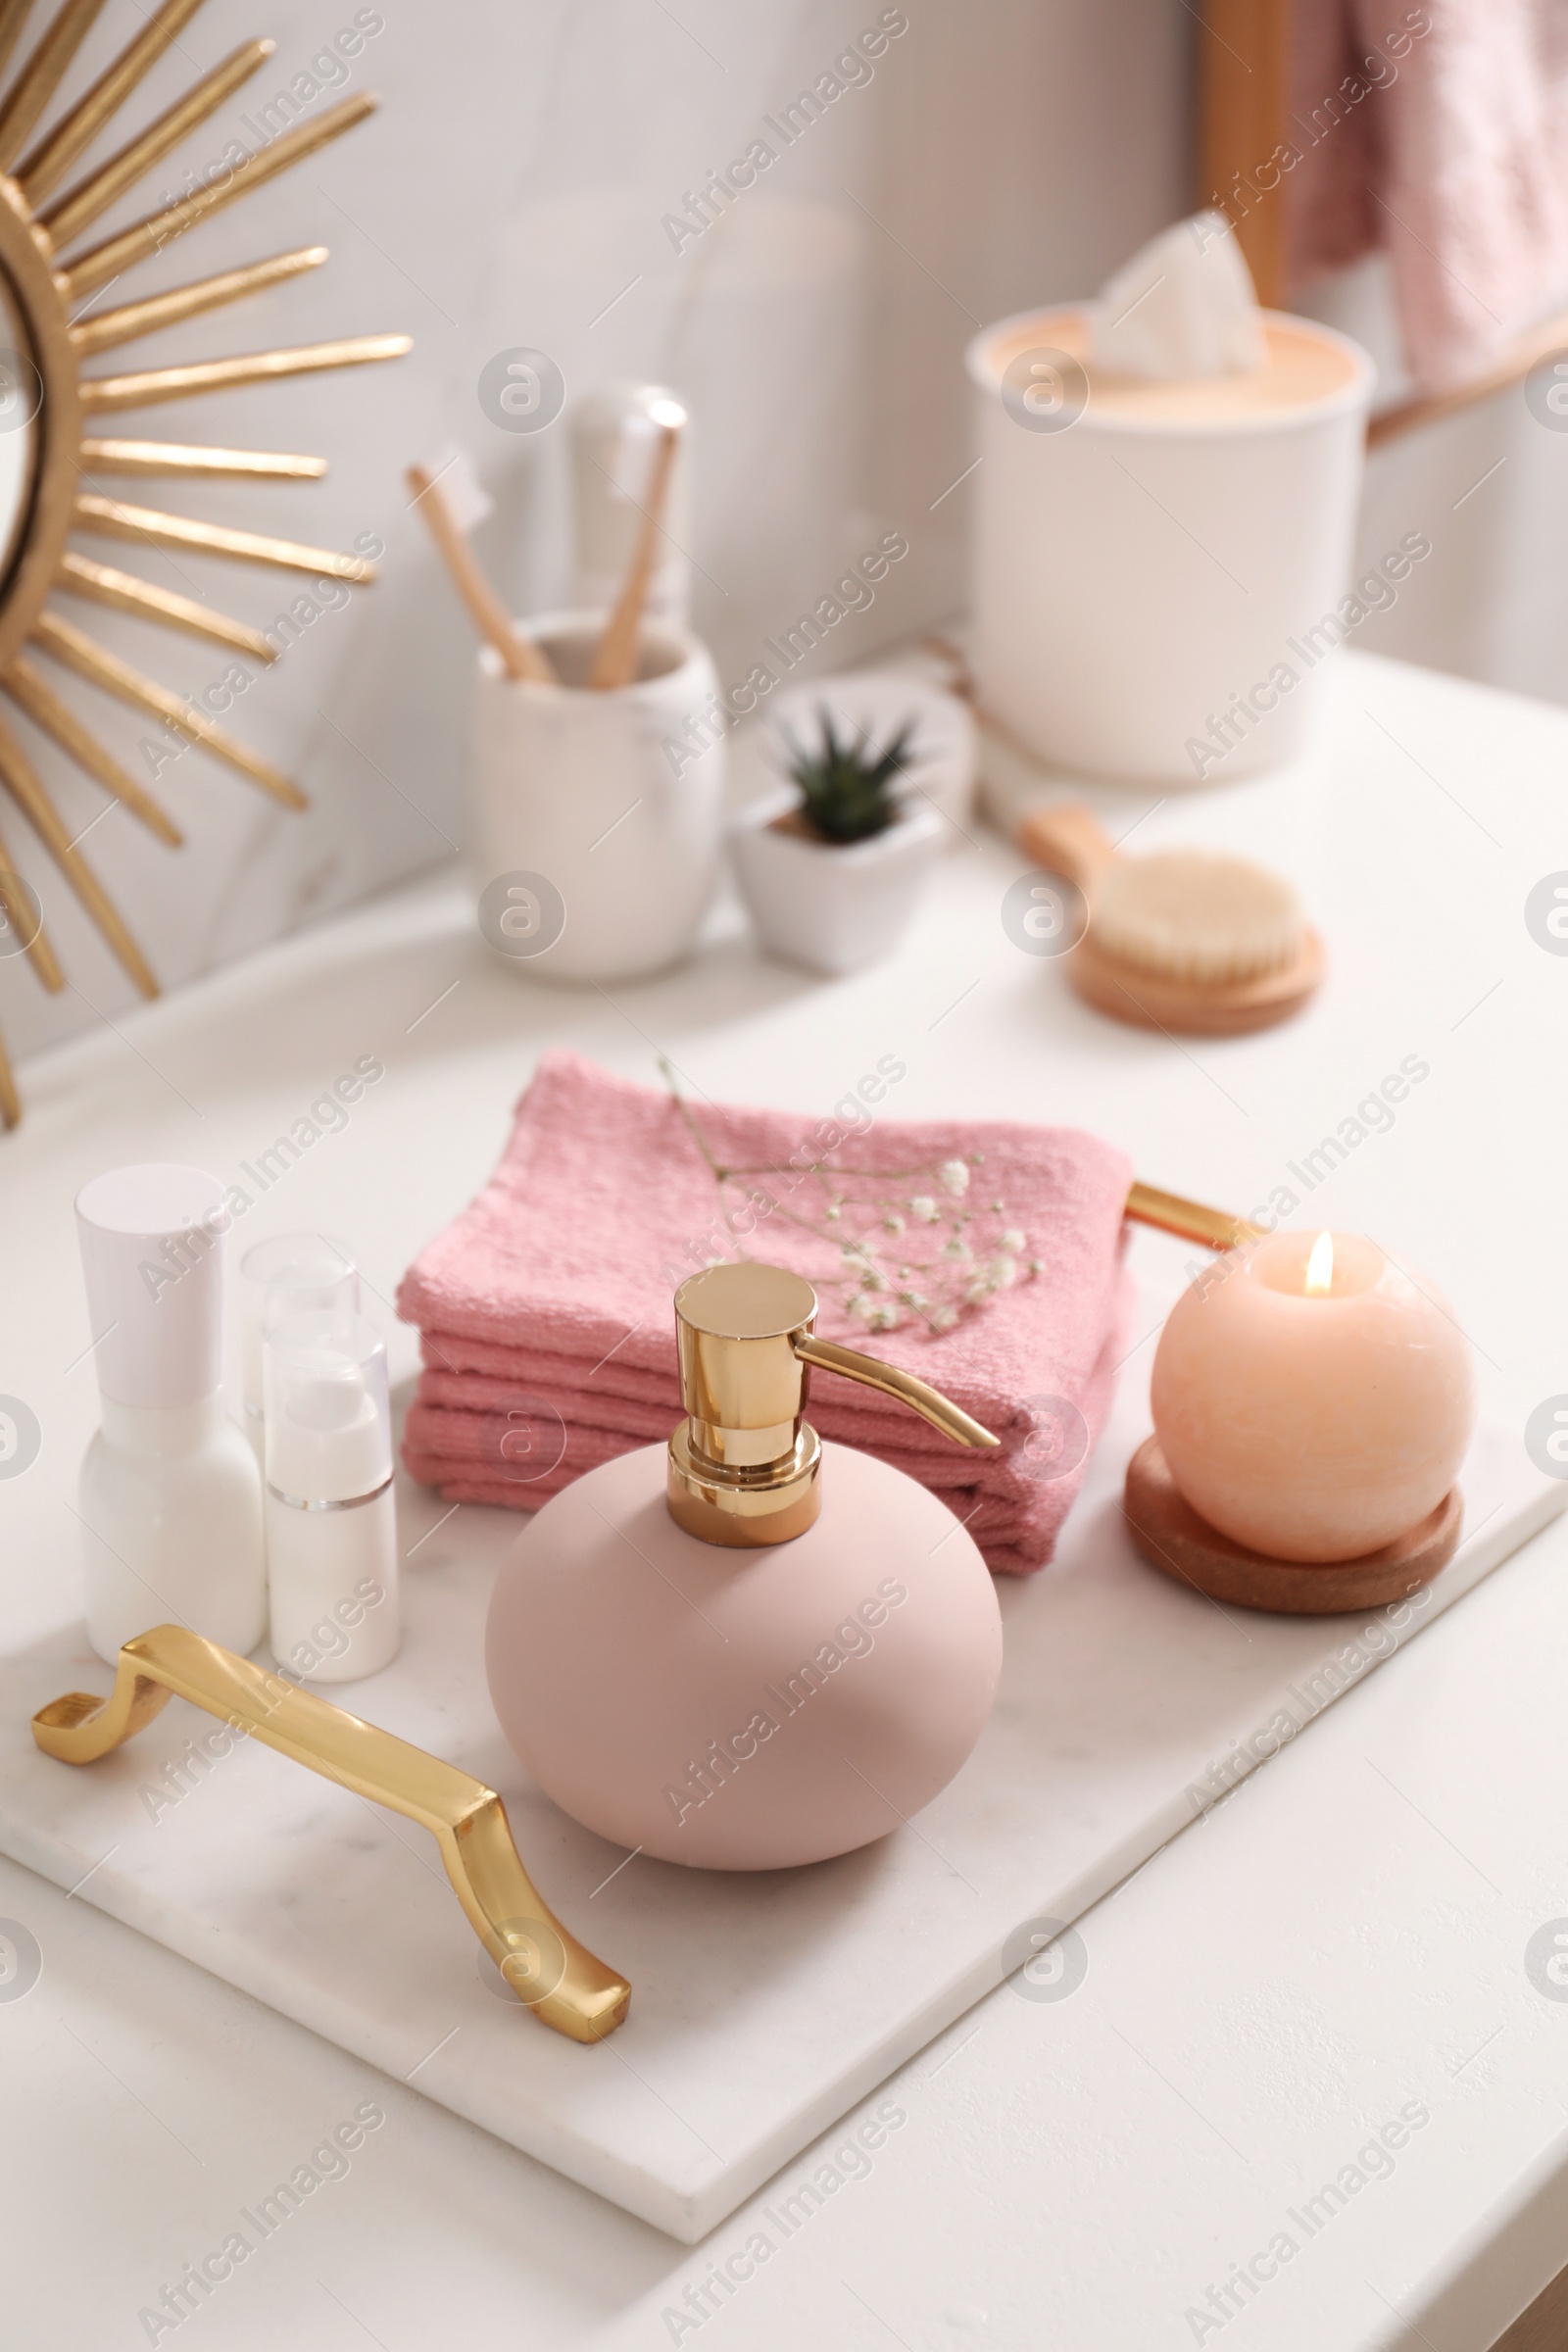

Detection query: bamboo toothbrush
xmin=406 ymin=460 xmax=557 ymax=685
xmin=588 ymin=399 xmax=685 ymax=691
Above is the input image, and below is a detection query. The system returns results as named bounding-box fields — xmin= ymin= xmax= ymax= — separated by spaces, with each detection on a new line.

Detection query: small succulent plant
xmin=784 ymin=707 xmax=917 ymax=845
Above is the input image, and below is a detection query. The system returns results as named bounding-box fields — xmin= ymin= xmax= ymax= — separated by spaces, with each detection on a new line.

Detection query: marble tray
xmin=0 ymin=1326 xmax=1559 ymax=2243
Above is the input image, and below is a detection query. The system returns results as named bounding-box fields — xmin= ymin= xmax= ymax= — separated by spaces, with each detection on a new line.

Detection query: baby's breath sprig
xmin=660 ymin=1059 xmax=1040 ymax=1337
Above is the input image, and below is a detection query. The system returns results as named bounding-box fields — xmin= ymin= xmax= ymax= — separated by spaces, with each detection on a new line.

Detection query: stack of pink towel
xmin=398 ymin=1053 xmax=1134 ymax=1575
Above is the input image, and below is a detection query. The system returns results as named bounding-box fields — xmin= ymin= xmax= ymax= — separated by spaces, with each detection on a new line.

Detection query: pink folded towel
xmin=397 ymin=1053 xmax=1135 ymax=1574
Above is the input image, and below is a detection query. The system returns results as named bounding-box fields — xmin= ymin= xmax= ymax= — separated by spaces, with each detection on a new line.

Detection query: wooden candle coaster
xmin=1123 ymin=1437 xmax=1463 ymax=1615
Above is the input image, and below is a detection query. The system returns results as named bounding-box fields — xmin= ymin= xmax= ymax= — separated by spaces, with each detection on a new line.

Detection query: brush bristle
xmin=1092 ymin=851 xmax=1303 ymax=986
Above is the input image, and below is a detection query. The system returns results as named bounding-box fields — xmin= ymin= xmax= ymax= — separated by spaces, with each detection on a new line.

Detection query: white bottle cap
xmin=264 ymin=1311 xmax=391 ymax=1505
xmin=239 ymin=1233 xmax=359 ymax=1420
xmin=75 ymin=1163 xmax=227 ymax=1408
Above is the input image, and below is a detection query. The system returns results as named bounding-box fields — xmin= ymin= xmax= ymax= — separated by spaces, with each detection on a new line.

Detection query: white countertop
xmin=3 ymin=646 xmax=1566 ymax=2350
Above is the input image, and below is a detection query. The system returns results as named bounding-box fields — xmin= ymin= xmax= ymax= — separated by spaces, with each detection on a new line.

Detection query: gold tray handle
xmin=1124 ymin=1181 xmax=1266 ymax=1253
xmin=31 ymin=1625 xmax=629 ymax=2044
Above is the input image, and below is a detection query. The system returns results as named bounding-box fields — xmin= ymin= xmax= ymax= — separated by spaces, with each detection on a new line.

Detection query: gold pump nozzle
xmin=666 ymin=1261 xmax=998 ymax=1548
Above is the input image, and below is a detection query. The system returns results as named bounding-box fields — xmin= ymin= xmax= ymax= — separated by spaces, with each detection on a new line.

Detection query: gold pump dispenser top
xmin=666 ymin=1261 xmax=998 ymax=1547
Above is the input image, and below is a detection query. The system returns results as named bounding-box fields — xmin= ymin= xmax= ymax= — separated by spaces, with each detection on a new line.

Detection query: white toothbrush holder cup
xmin=470 ymin=612 xmax=724 ymax=984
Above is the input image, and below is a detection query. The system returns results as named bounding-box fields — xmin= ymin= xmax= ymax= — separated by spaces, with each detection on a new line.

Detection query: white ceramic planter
xmin=762 ymin=671 xmax=979 ymax=845
xmin=470 ymin=611 xmax=723 ymax=984
xmin=729 ymin=791 xmax=944 ymax=976
xmin=966 ymin=306 xmax=1374 ymax=784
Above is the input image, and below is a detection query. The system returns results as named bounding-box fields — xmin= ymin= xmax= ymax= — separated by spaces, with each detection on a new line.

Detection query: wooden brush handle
xmin=589 ymin=422 xmax=680 ymax=692
xmin=1018 ymin=802 xmax=1116 ymax=896
xmin=406 ymin=466 xmax=556 ymax=686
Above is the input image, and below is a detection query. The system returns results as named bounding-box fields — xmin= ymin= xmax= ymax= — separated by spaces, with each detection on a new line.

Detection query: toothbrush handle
xmin=588 ymin=421 xmax=680 ymax=690
xmin=32 ymin=1624 xmax=629 ymax=2044
xmin=405 ymin=464 xmax=557 ymax=685
xmin=792 ymin=1332 xmax=1000 ymax=1449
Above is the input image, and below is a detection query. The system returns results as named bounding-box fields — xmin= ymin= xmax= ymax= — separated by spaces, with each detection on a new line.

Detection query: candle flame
xmin=1304 ymin=1230 xmax=1335 ymax=1295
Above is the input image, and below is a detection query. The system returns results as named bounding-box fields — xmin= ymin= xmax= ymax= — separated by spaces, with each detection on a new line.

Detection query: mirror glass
xmin=0 ymin=270 xmax=40 ymax=591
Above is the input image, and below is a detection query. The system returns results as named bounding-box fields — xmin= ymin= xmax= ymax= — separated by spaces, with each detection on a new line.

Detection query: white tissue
xmin=417 ymin=441 xmax=492 ymax=534
xmin=1089 ymin=211 xmax=1266 ymax=380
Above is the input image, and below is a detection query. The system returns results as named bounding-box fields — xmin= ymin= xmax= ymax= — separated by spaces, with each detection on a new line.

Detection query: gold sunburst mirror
xmin=0 ymin=0 xmax=410 ymax=1127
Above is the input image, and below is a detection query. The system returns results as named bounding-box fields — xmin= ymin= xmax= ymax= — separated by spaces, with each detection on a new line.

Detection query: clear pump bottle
xmin=263 ymin=1310 xmax=401 ymax=1684
xmin=239 ymin=1232 xmax=359 ymax=1465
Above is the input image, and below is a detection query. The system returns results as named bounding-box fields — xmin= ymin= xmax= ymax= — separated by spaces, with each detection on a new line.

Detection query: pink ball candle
xmin=1151 ymin=1231 xmax=1476 ymax=1562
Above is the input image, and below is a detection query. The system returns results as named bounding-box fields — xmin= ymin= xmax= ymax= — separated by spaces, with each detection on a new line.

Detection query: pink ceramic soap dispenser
xmin=485 ymin=1263 xmax=1004 ymax=1870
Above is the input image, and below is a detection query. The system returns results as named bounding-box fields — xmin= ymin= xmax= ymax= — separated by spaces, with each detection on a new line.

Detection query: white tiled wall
xmin=24 ymin=0 xmax=1562 ymax=1080
xmin=0 ymin=0 xmax=1191 ymax=1069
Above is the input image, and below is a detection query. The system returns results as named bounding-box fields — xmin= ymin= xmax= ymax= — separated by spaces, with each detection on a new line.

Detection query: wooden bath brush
xmin=1018 ymin=804 xmax=1323 ymax=1036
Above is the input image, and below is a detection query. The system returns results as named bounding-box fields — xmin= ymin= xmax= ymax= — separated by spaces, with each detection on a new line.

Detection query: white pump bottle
xmin=74 ymin=1163 xmax=267 ymax=1665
